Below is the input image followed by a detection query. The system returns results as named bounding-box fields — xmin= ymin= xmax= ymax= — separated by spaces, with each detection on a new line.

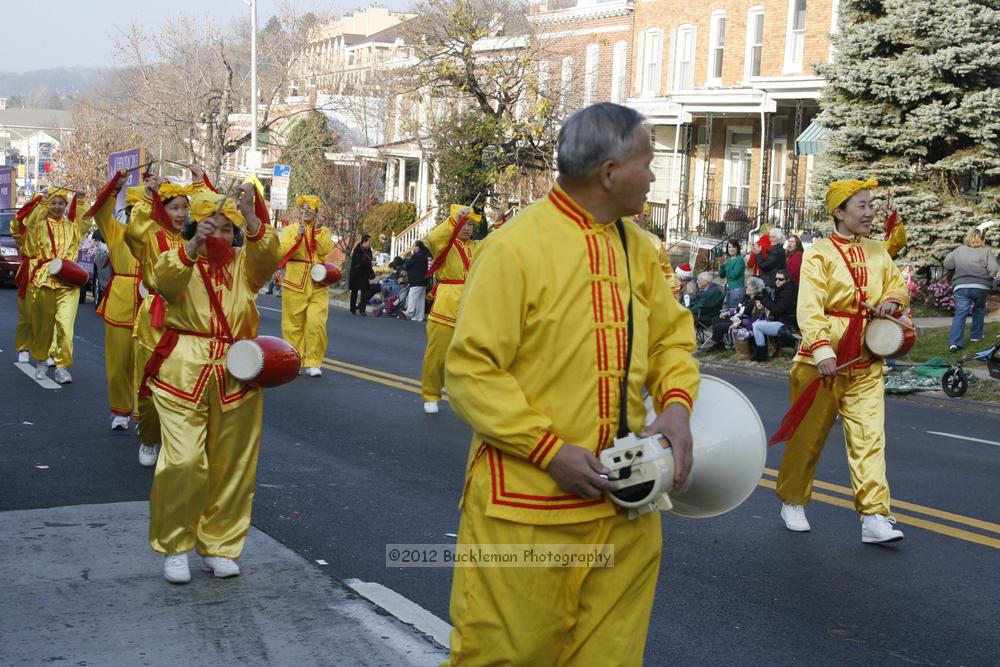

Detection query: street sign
xmin=270 ymin=163 xmax=291 ymax=210
xmin=0 ymin=167 xmax=15 ymax=208
xmin=37 ymin=143 xmax=52 ymax=176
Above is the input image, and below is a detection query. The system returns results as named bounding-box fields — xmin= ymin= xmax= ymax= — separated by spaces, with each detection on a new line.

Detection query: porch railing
xmin=391 ymin=207 xmax=438 ymax=259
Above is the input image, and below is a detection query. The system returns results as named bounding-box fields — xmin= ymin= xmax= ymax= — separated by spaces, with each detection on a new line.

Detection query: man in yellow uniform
xmin=125 ymin=170 xmax=208 ymax=466
xmin=11 ymin=194 xmax=44 ymax=364
xmin=140 ymin=184 xmax=281 ymax=584
xmin=278 ymin=194 xmax=333 ymax=377
xmin=632 ymin=201 xmax=679 ymax=296
xmin=775 ymin=178 xmax=909 ymax=544
xmin=420 ymin=203 xmax=482 ymax=414
xmin=85 ymin=171 xmax=143 ymax=430
xmin=25 ymin=188 xmax=90 ymax=384
xmin=442 ymin=103 xmax=699 ymax=666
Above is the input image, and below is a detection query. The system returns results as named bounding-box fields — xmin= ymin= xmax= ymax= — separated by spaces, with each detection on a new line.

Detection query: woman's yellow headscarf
xmin=159 ymin=182 xmax=193 ymax=201
xmin=449 ymin=203 xmax=482 ymax=223
xmin=296 ymin=195 xmax=320 ymax=211
xmin=826 ymin=178 xmax=877 ymax=216
xmin=189 ymin=191 xmax=245 ymax=227
xmin=45 ymin=187 xmax=72 ymax=203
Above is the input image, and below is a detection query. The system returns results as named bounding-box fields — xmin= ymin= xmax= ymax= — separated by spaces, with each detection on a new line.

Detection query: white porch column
xmin=385 ymin=159 xmax=397 ymax=201
xmin=417 ymin=157 xmax=429 ymax=214
xmin=397 ymin=158 xmax=407 ymax=203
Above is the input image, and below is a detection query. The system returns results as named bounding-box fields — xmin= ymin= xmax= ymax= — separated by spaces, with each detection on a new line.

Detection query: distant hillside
xmin=0 ymin=67 xmax=108 ymax=109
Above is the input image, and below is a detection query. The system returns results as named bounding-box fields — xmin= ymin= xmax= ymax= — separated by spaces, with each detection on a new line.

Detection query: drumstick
xmin=861 ymin=302 xmax=918 ymax=332
xmin=125 ymin=159 xmax=157 ymax=175
xmin=835 ymin=357 xmax=862 ymax=373
xmin=48 ymin=184 xmax=85 ymax=195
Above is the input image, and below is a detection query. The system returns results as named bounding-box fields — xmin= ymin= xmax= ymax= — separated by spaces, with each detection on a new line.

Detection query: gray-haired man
xmin=439 ymin=103 xmax=699 ymax=664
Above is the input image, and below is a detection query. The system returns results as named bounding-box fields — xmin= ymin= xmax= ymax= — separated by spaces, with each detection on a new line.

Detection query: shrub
xmin=363 ymin=202 xmax=416 ymax=239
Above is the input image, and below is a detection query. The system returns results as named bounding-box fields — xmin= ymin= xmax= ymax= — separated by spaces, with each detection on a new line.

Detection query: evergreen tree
xmin=279 ymin=111 xmax=339 ymax=207
xmin=817 ymin=0 xmax=1000 ymax=264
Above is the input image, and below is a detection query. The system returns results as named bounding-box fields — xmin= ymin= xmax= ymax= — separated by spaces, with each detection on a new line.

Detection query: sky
xmin=4 ymin=0 xmax=414 ymax=73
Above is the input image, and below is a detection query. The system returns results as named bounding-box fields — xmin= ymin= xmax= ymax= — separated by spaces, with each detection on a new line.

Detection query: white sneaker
xmin=423 ymin=401 xmax=439 ymax=414
xmin=17 ymin=351 xmax=29 ymax=363
xmin=111 ymin=414 xmax=130 ymax=431
xmin=46 ymin=357 xmax=55 ymax=367
xmin=54 ymin=367 xmax=72 ymax=384
xmin=201 ymin=556 xmax=241 ymax=578
xmin=305 ymin=367 xmax=322 ymax=377
xmin=164 ymin=553 xmax=191 ymax=583
xmin=138 ymin=444 xmax=159 ymax=467
xmin=861 ymin=514 xmax=904 ymax=544
xmin=34 ymin=364 xmax=48 ymax=381
xmin=780 ymin=503 xmax=811 ymax=532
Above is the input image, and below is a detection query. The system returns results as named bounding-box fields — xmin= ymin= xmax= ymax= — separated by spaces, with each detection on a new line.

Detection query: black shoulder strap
xmin=615 ymin=219 xmax=634 ymax=439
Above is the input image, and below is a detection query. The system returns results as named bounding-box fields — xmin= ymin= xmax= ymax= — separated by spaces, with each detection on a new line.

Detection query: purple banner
xmin=108 ymin=147 xmax=145 ymax=212
xmin=0 ymin=167 xmax=15 ymax=209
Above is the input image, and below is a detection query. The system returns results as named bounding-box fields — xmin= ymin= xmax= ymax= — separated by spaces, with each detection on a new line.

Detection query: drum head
xmin=866 ymin=319 xmax=902 ymax=357
xmin=48 ymin=258 xmax=63 ymax=275
xmin=310 ymin=264 xmax=327 ymax=282
xmin=226 ymin=340 xmax=264 ymax=382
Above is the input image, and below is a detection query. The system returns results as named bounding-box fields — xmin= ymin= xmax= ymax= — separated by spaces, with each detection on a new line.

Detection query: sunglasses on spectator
xmin=775 ymin=277 xmax=787 ymax=282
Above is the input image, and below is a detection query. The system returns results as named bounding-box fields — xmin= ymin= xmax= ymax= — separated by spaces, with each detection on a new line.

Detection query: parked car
xmin=0 ymin=208 xmax=20 ymax=286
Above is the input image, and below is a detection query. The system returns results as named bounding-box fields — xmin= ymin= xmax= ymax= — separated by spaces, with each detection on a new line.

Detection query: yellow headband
xmin=125 ymin=186 xmax=146 ymax=206
xmin=826 ymin=178 xmax=877 ymax=216
xmin=449 ymin=203 xmax=482 ymax=223
xmin=189 ymin=191 xmax=245 ymax=227
xmin=159 ymin=182 xmax=193 ymax=201
xmin=45 ymin=187 xmax=72 ymax=203
xmin=296 ymin=195 xmax=320 ymax=211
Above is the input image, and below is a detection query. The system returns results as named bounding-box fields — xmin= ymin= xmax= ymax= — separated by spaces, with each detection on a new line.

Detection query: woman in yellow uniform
xmin=141 ymin=184 xmax=280 ymax=584
xmin=11 ymin=194 xmax=44 ymax=364
xmin=421 ymin=203 xmax=482 ymax=414
xmin=25 ymin=187 xmax=90 ymax=384
xmin=278 ymin=195 xmax=333 ymax=376
xmin=125 ymin=169 xmax=211 ymax=466
xmin=84 ymin=171 xmax=143 ymax=430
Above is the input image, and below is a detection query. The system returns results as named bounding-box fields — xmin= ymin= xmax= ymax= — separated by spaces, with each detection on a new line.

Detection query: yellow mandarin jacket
xmin=11 ymin=197 xmax=41 ymax=289
xmin=278 ymin=223 xmax=334 ymax=292
xmin=882 ymin=222 xmax=907 ymax=259
xmin=796 ymin=231 xmax=909 ymax=366
xmin=88 ymin=192 xmax=141 ymax=329
xmin=445 ymin=185 xmax=700 ymax=525
xmin=425 ymin=216 xmax=478 ymax=328
xmin=26 ymin=199 xmax=91 ymax=290
xmin=149 ymin=224 xmax=281 ymax=411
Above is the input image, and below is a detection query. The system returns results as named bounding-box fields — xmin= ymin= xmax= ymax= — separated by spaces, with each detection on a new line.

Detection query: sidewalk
xmin=913 ymin=314 xmax=1000 ymax=329
xmin=0 ymin=502 xmax=448 ymax=667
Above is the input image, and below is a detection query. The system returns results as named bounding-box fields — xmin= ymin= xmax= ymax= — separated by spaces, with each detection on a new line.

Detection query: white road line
xmin=14 ymin=363 xmax=61 ymax=390
xmin=258 ymin=305 xmax=281 ymax=313
xmin=345 ymin=578 xmax=452 ymax=649
xmin=927 ymin=431 xmax=1000 ymax=447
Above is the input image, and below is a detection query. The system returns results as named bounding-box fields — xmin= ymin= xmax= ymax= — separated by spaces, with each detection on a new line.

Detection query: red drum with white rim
xmin=310 ymin=262 xmax=342 ymax=286
xmin=226 ymin=336 xmax=301 ymax=387
xmin=864 ymin=317 xmax=917 ymax=359
xmin=48 ymin=258 xmax=89 ymax=287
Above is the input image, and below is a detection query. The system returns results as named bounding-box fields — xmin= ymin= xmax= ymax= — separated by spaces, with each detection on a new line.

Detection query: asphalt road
xmin=2 ymin=285 xmax=999 ymax=666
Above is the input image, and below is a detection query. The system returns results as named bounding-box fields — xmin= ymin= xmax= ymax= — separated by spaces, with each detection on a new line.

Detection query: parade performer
xmin=882 ymin=207 xmax=907 ymax=259
xmin=442 ymin=103 xmax=699 ymax=665
xmin=11 ymin=194 xmax=44 ymax=364
xmin=632 ymin=200 xmax=679 ymax=297
xmin=141 ymin=184 xmax=281 ymax=584
xmin=773 ymin=178 xmax=910 ymax=544
xmin=25 ymin=187 xmax=90 ymax=384
xmin=125 ymin=169 xmax=209 ymax=466
xmin=84 ymin=171 xmax=143 ymax=430
xmin=420 ymin=202 xmax=482 ymax=414
xmin=278 ymin=195 xmax=333 ymax=377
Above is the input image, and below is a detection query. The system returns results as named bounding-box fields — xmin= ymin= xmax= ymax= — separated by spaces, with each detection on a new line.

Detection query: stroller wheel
xmin=941 ymin=368 xmax=968 ymax=398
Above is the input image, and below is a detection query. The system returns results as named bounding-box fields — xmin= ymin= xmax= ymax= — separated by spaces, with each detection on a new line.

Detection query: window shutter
xmin=635 ymin=33 xmax=645 ymax=92
xmin=666 ymin=28 xmax=676 ymax=93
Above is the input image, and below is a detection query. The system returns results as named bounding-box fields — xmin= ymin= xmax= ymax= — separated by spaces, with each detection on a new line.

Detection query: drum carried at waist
xmin=226 ymin=336 xmax=301 ymax=387
xmin=864 ymin=316 xmax=917 ymax=359
xmin=48 ymin=258 xmax=89 ymax=288
xmin=310 ymin=262 xmax=342 ymax=287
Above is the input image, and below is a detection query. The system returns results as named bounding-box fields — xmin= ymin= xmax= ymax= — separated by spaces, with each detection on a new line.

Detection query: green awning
xmin=794 ymin=121 xmax=827 ymax=156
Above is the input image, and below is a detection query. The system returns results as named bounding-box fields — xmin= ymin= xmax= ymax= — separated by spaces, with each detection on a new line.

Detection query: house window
xmin=642 ymin=29 xmax=663 ymax=95
xmin=770 ymin=138 xmax=788 ymax=203
xmin=707 ymin=12 xmax=726 ymax=86
xmin=559 ymin=56 xmax=573 ymax=113
xmin=584 ymin=44 xmax=599 ymax=105
xmin=649 ymin=126 xmax=680 ymax=204
xmin=745 ymin=8 xmax=765 ymax=78
xmin=786 ymin=0 xmax=806 ymax=70
xmin=724 ymin=130 xmax=753 ymax=207
xmin=673 ymin=26 xmax=696 ymax=91
xmin=611 ymin=41 xmax=628 ymax=104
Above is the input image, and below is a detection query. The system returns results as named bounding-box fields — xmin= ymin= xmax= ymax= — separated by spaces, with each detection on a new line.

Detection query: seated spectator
xmin=752 ymin=227 xmax=787 ymax=288
xmin=688 ymin=271 xmax=724 ymax=327
xmin=700 ymin=276 xmax=767 ymax=351
xmin=675 ymin=263 xmax=694 ymax=306
xmin=750 ymin=269 xmax=798 ymax=361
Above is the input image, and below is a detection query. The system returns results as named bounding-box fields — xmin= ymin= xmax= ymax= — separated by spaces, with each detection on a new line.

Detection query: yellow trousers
xmin=281 ymin=286 xmax=329 ymax=367
xmin=30 ymin=286 xmax=79 ymax=366
xmin=104 ymin=324 xmax=135 ymax=415
xmin=15 ymin=288 xmax=34 ymax=352
xmin=133 ymin=309 xmax=162 ymax=446
xmin=422 ymin=321 xmax=454 ymax=402
xmin=444 ymin=469 xmax=661 ymax=667
xmin=149 ymin=374 xmax=264 ymax=558
xmin=776 ymin=362 xmax=891 ymax=515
